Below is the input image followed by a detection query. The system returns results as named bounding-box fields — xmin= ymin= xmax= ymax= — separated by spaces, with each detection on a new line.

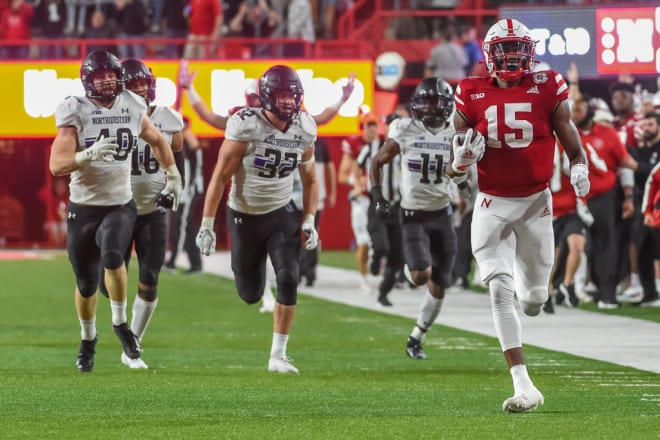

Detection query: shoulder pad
xmin=388 ymin=117 xmax=415 ymax=141
xmin=54 ymin=96 xmax=84 ymax=128
xmin=225 ymin=108 xmax=260 ymax=141
xmin=123 ymin=90 xmax=149 ymax=113
xmin=295 ymin=111 xmax=318 ymax=145
xmin=154 ymin=106 xmax=184 ymax=133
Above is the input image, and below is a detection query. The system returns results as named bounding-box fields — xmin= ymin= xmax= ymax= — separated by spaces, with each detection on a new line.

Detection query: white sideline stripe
xmin=185 ymin=251 xmax=660 ymax=375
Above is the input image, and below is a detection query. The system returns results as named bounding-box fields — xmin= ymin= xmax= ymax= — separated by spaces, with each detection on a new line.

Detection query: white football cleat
xmin=617 ymin=284 xmax=643 ymax=303
xmin=268 ymin=356 xmax=299 ymax=374
xmin=121 ymin=352 xmax=148 ymax=369
xmin=502 ymin=387 xmax=544 ymax=413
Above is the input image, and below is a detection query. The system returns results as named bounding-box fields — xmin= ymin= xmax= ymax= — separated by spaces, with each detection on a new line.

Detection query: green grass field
xmin=1 ymin=254 xmax=659 ymax=439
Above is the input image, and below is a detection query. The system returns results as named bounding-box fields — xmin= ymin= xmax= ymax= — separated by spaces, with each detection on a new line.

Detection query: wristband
xmin=201 ymin=216 xmax=215 ymax=229
xmin=187 ymin=85 xmax=201 ymax=105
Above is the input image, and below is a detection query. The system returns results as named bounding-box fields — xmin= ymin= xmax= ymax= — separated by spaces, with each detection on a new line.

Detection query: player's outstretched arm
xmin=554 ymin=100 xmax=590 ymax=197
xmin=299 ymin=146 xmax=320 ymax=220
xmin=202 ymin=139 xmax=247 ymax=219
xmin=312 ymin=73 xmax=355 ymax=126
xmin=179 ymin=59 xmax=229 ymax=130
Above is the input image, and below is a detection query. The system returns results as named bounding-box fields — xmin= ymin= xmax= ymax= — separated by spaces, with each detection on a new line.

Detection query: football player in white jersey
xmin=178 ymin=60 xmax=353 ymax=314
xmin=98 ymin=59 xmax=185 ymax=369
xmin=195 ymin=65 xmax=319 ymax=374
xmin=49 ymin=51 xmax=182 ymax=373
xmin=370 ymin=77 xmax=461 ymax=360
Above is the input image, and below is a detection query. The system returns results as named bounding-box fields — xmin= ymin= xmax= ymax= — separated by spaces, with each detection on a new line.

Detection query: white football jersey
xmin=55 ymin=90 xmax=147 ymax=206
xmin=131 ymin=106 xmax=184 ymax=215
xmin=388 ymin=117 xmax=454 ymax=211
xmin=225 ymin=108 xmax=317 ymax=214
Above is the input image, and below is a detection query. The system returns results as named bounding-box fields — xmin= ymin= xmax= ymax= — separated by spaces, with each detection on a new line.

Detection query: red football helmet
xmin=482 ymin=18 xmax=536 ymax=82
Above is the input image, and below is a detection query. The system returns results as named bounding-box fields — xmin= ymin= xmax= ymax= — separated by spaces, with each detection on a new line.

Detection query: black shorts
xmin=400 ymin=206 xmax=457 ymax=288
xmin=552 ymin=213 xmax=586 ymax=247
xmin=67 ymin=200 xmax=137 ymax=295
xmin=227 ymin=202 xmax=302 ymax=304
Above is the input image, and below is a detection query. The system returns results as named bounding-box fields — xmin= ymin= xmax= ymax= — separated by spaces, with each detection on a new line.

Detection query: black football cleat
xmin=76 ymin=335 xmax=98 ymax=373
xmin=543 ymin=296 xmax=555 ymax=314
xmin=406 ymin=336 xmax=426 ymax=360
xmin=113 ymin=323 xmax=142 ymax=360
xmin=378 ymin=293 xmax=393 ymax=307
xmin=559 ymin=283 xmax=580 ymax=307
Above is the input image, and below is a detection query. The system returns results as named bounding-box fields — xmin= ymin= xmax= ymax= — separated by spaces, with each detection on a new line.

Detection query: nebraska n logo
xmin=480 ymin=198 xmax=492 ymax=208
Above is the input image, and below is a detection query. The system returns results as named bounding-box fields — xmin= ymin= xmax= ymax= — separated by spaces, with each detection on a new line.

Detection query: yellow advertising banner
xmin=0 ymin=59 xmax=373 ymax=138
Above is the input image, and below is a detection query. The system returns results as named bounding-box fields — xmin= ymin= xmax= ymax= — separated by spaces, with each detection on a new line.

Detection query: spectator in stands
xmin=84 ymin=9 xmax=116 ymax=56
xmin=424 ymin=24 xmax=467 ymax=85
xmin=458 ymin=22 xmax=484 ymax=77
xmin=63 ymin=0 xmax=87 ymax=36
xmin=316 ymin=0 xmax=335 ymax=39
xmin=161 ymin=0 xmax=188 ymax=59
xmin=184 ymin=0 xmax=223 ymax=59
xmin=0 ymin=0 xmax=34 ymax=59
xmin=228 ymin=0 xmax=278 ymax=57
xmin=283 ymin=0 xmax=315 ymax=57
xmin=37 ymin=0 xmax=67 ymax=59
xmin=150 ymin=0 xmax=164 ymax=33
xmin=114 ymin=0 xmax=148 ymax=59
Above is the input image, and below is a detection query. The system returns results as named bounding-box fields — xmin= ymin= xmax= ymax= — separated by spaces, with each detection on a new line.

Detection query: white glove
xmin=196 ymin=217 xmax=216 ymax=256
xmin=75 ymin=136 xmax=118 ymax=166
xmin=301 ymin=214 xmax=319 ymax=251
xmin=161 ymin=165 xmax=183 ymax=211
xmin=570 ymin=163 xmax=590 ymax=197
xmin=452 ymin=129 xmax=485 ymax=173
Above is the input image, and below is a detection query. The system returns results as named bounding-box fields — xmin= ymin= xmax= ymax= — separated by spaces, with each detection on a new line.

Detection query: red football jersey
xmin=580 ymin=123 xmax=627 ymax=199
xmin=455 ymin=70 xmax=568 ymax=197
xmin=551 ymin=144 xmax=576 ymax=217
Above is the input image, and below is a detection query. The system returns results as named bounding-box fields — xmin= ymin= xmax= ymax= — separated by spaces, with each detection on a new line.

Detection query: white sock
xmin=415 ymin=290 xmax=443 ymax=334
xmin=510 ymin=364 xmax=533 ymax=395
xmin=110 ymin=299 xmax=127 ymax=326
xmin=80 ymin=318 xmax=96 ymax=340
xmin=411 ymin=325 xmax=425 ymax=341
xmin=631 ymin=273 xmax=640 ymax=286
xmin=270 ymin=333 xmax=289 ymax=359
xmin=131 ymin=296 xmax=158 ymax=341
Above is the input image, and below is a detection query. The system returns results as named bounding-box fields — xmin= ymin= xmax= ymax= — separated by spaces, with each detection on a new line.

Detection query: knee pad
xmin=430 ymin=265 xmax=450 ymax=288
xmin=235 ymin=273 xmax=263 ymax=305
xmin=489 ymin=274 xmax=516 ymax=308
xmin=77 ymin=278 xmax=98 ymax=298
xmin=101 ymin=250 xmax=124 ymax=270
xmin=519 ymin=286 xmax=548 ymax=317
xmin=138 ymin=288 xmax=158 ymax=302
xmin=140 ymin=269 xmax=159 ymax=288
xmin=276 ymin=268 xmax=298 ymax=306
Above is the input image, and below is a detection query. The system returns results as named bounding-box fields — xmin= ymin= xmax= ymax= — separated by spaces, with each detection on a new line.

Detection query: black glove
xmin=371 ymin=185 xmax=390 ymax=217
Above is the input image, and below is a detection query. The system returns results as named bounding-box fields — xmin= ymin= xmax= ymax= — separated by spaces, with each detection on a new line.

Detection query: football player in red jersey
xmin=446 ymin=18 xmax=589 ymax=413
